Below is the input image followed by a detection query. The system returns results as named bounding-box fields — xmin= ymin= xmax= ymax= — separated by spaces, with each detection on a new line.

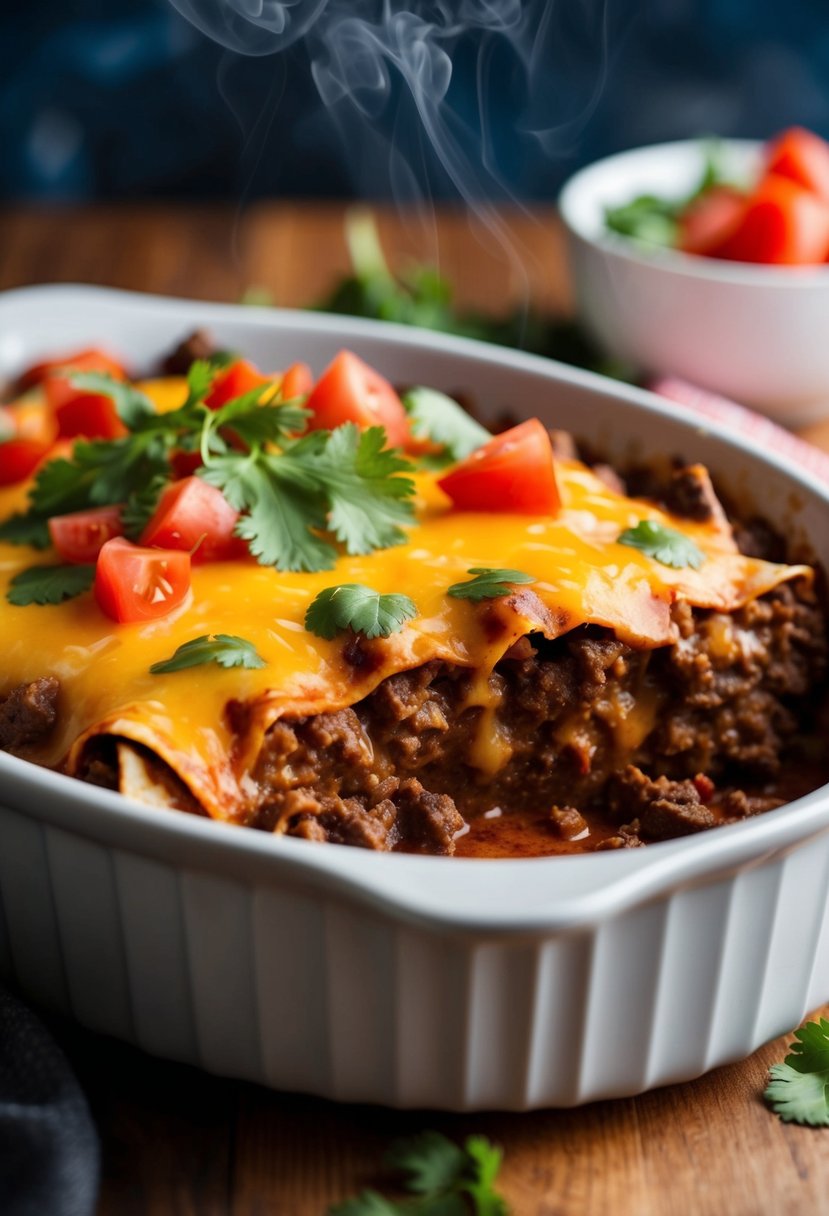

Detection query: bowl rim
xmin=3 ymin=282 xmax=829 ymax=935
xmin=558 ymin=136 xmax=829 ymax=289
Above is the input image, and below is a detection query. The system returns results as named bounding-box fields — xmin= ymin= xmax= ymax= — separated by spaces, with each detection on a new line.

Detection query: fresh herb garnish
xmin=328 ymin=1131 xmax=508 ymax=1216
xmin=605 ymin=139 xmax=741 ymax=249
xmin=402 ymin=387 xmax=490 ymax=468
xmin=121 ymin=476 xmax=168 ymax=541
xmin=0 ymin=364 xmax=415 ymax=574
xmin=203 ymin=423 xmax=415 ymax=573
xmin=0 ymin=511 xmax=51 ymax=549
xmin=604 ymin=194 xmax=680 ymax=247
xmin=149 ymin=634 xmax=266 ymax=675
xmin=447 ymin=567 xmax=536 ymax=601
xmin=7 ymin=563 xmax=95 ymax=606
xmin=305 ymin=584 xmax=417 ymax=640
xmin=765 ymin=1018 xmax=829 ymax=1126
xmin=617 ymin=520 xmax=704 ymax=570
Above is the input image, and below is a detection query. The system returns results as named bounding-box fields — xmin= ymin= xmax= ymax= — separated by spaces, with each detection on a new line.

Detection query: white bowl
xmin=559 ymin=138 xmax=829 ymax=426
xmin=2 ymin=285 xmax=829 ymax=1110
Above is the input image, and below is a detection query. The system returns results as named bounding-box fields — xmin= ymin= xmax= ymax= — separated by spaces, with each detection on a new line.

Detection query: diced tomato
xmin=204 ymin=359 xmax=273 ymax=410
xmin=170 ymin=449 xmax=204 ymax=479
xmin=305 ymin=351 xmax=409 ymax=447
xmin=49 ymin=505 xmax=124 ymax=564
xmin=52 ymin=390 xmax=128 ymax=440
xmin=279 ymin=362 xmax=314 ymax=400
xmin=140 ymin=476 xmax=243 ymax=563
xmin=766 ymin=127 xmax=829 ymax=202
xmin=437 ymin=419 xmax=560 ymax=514
xmin=95 ymin=538 xmax=191 ymax=623
xmin=678 ymin=186 xmax=747 ymax=256
xmin=711 ymin=173 xmax=829 ymax=265
xmin=18 ymin=348 xmax=126 ymax=393
xmin=0 ymin=438 xmax=54 ymax=486
xmin=40 ymin=350 xmax=128 ymax=441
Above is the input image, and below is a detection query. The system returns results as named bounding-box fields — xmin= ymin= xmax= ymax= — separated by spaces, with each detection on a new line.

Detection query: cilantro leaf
xmin=459 ymin=1138 xmax=507 ymax=1216
xmin=765 ymin=1018 xmax=829 ymax=1126
xmin=328 ymin=1132 xmax=507 ymax=1216
xmin=305 ymin=584 xmax=417 ymax=640
xmin=318 ymin=425 xmax=415 ymax=555
xmin=0 ymin=512 xmax=51 ymax=549
xmin=604 ymin=194 xmax=679 ymax=247
xmin=121 ymin=476 xmax=167 ymax=541
xmin=7 ymin=563 xmax=95 ymax=606
xmin=617 ymin=520 xmax=704 ymax=570
xmin=402 ymin=387 xmax=490 ymax=467
xmin=149 ymin=634 xmax=266 ymax=675
xmin=386 ymin=1132 xmax=467 ymax=1194
xmin=203 ymin=453 xmax=336 ymax=572
xmin=447 ymin=568 xmax=536 ymax=602
xmin=209 ymin=385 xmax=308 ymax=447
xmin=200 ymin=423 xmax=415 ymax=573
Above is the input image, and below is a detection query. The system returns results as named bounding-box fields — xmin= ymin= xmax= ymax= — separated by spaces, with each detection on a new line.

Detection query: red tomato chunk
xmin=437 ymin=419 xmax=560 ymax=514
xmin=0 ymin=438 xmax=53 ymax=486
xmin=305 ymin=351 xmax=410 ymax=448
xmin=204 ymin=359 xmax=272 ymax=410
xmin=140 ymin=477 xmax=243 ymax=563
xmin=95 ymin=538 xmax=191 ymax=623
xmin=49 ymin=505 xmax=124 ymax=564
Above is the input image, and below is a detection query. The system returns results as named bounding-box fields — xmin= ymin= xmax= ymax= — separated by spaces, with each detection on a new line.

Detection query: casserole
xmin=1 ymin=284 xmax=829 ymax=1109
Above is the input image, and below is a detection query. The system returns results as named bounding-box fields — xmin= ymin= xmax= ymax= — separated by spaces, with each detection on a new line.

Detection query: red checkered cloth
xmin=651 ymin=377 xmax=829 ymax=484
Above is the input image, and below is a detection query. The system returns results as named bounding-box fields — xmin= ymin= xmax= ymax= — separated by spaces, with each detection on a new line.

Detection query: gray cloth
xmin=0 ymin=988 xmax=99 ymax=1216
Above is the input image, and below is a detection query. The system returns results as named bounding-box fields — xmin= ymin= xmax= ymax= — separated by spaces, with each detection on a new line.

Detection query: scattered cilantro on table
xmin=328 ymin=1131 xmax=508 ymax=1216
xmin=149 ymin=634 xmax=266 ymax=675
xmin=617 ymin=520 xmax=704 ymax=570
xmin=305 ymin=584 xmax=417 ymax=641
xmin=447 ymin=568 xmax=536 ymax=602
xmin=766 ymin=1018 xmax=829 ymax=1126
xmin=6 ymin=563 xmax=95 ymax=606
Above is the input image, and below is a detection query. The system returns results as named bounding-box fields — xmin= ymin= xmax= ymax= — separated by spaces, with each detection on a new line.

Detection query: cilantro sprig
xmin=305 ymin=584 xmax=417 ymax=640
xmin=447 ymin=568 xmax=536 ymax=602
xmin=329 ymin=1131 xmax=507 ymax=1216
xmin=766 ymin=1018 xmax=829 ymax=1126
xmin=7 ymin=563 xmax=95 ymax=606
xmin=0 ymin=362 xmax=417 ymax=574
xmin=605 ymin=139 xmax=742 ymax=249
xmin=617 ymin=520 xmax=704 ymax=570
xmin=149 ymin=634 xmax=266 ymax=675
xmin=401 ymin=387 xmax=490 ymax=468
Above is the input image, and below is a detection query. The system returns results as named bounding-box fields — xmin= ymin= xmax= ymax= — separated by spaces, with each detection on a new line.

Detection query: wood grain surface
xmin=3 ymin=203 xmax=829 ymax=1216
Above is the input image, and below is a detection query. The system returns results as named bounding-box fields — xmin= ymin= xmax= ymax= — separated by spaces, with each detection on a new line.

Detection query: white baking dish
xmin=2 ymin=284 xmax=829 ymax=1111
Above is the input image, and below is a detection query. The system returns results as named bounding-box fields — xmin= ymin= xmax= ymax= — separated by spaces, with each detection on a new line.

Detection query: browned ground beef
xmin=0 ymin=678 xmax=59 ymax=750
xmin=159 ymin=329 xmax=217 ymax=376
xmin=245 ymin=578 xmax=826 ymax=853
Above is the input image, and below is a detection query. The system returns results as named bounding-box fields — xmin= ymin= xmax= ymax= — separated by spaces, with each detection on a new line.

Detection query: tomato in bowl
xmin=559 ymin=136 xmax=829 ymax=425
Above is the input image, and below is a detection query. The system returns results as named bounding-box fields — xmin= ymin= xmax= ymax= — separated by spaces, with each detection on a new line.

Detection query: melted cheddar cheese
xmin=0 ymin=378 xmax=811 ymax=820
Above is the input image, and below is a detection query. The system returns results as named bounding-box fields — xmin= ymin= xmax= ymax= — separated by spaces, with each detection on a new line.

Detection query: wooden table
xmin=3 ymin=203 xmax=829 ymax=1216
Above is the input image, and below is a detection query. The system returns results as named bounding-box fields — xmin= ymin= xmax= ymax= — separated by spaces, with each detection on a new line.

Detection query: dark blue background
xmin=3 ymin=0 xmax=829 ymax=203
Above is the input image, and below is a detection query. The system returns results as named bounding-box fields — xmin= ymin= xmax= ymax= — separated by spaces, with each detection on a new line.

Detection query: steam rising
xmin=166 ymin=0 xmax=607 ymax=206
